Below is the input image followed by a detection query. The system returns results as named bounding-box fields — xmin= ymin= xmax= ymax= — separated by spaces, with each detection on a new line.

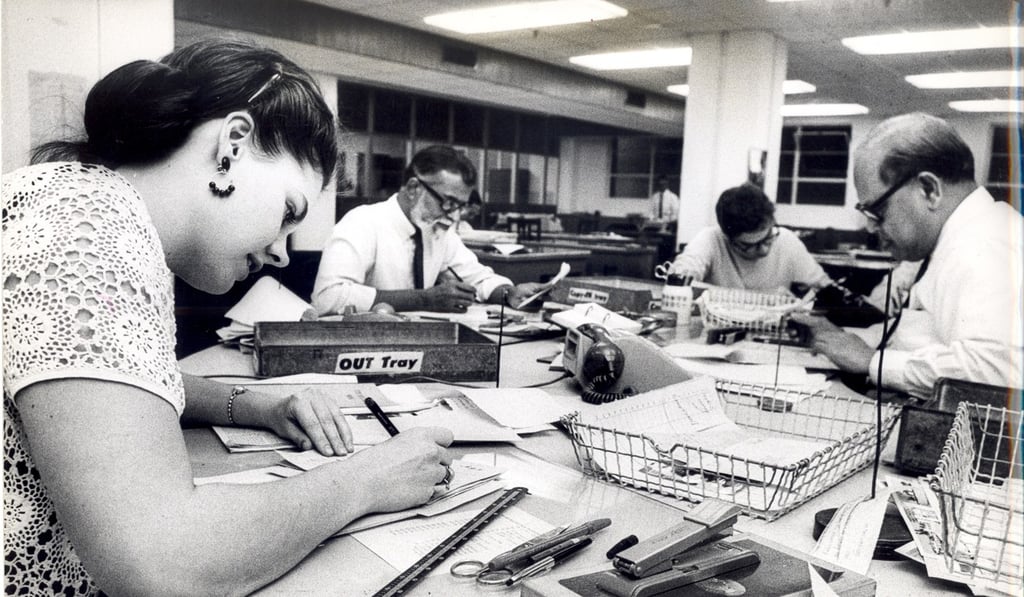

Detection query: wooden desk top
xmin=179 ymin=323 xmax=966 ymax=596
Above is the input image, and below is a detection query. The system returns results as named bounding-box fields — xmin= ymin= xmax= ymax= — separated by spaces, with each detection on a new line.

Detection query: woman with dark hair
xmin=4 ymin=39 xmax=453 ymax=596
xmin=670 ymin=183 xmax=831 ymax=292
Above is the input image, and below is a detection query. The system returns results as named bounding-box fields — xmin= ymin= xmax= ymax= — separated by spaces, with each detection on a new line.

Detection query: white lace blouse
xmin=3 ymin=162 xmax=185 ymax=595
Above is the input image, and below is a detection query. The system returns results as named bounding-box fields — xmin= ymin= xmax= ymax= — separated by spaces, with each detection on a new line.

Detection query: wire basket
xmin=930 ymin=403 xmax=1023 ymax=588
xmin=563 ymin=379 xmax=899 ymax=521
xmin=697 ymin=286 xmax=803 ymax=334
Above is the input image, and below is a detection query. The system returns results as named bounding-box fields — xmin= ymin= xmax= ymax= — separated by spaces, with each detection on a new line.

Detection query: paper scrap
xmin=459 ymin=388 xmax=577 ymax=430
xmin=810 ymin=489 xmax=891 ymax=575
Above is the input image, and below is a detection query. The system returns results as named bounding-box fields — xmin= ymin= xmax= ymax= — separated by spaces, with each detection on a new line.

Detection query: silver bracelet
xmin=227 ymin=385 xmax=247 ymax=425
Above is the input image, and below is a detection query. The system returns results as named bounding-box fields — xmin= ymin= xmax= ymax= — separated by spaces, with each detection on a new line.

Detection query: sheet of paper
xmin=340 ymin=480 xmax=505 ymax=535
xmin=223 ymin=276 xmax=313 ymax=326
xmin=395 ymin=393 xmax=522 ymax=443
xmin=516 ymin=262 xmax=572 ymax=308
xmin=810 ymin=489 xmax=891 ymax=575
xmin=808 ymin=562 xmax=842 ymax=597
xmin=351 ymin=505 xmax=553 ymax=577
xmin=459 ymin=388 xmax=577 ymax=430
xmin=549 ymin=303 xmax=643 ymax=334
xmin=492 ymin=243 xmax=526 ymax=255
xmin=672 ymin=358 xmax=827 ymax=389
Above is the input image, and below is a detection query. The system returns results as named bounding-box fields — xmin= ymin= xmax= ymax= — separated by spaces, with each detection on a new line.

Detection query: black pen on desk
xmin=505 ymin=537 xmax=593 ymax=586
xmin=488 ymin=518 xmax=610 ymax=570
xmin=364 ymin=396 xmax=399 ymax=437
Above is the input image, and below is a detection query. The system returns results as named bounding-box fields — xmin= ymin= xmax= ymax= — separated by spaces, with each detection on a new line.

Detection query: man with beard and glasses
xmin=313 ymin=145 xmax=547 ymax=314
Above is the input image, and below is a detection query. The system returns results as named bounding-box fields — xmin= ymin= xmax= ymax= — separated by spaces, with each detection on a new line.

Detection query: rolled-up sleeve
xmin=311 ymin=216 xmax=379 ymax=314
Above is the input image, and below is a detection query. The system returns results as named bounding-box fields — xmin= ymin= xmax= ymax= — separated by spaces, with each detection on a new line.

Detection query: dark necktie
xmin=412 ymin=228 xmax=424 ymax=290
xmin=658 ymin=191 xmax=664 ymax=219
xmin=877 ymin=256 xmax=931 ymax=349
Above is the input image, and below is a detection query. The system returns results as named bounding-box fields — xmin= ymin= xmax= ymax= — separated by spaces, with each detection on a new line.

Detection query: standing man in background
xmin=313 ymin=145 xmax=546 ymax=314
xmin=649 ymin=175 xmax=679 ymax=224
xmin=794 ymin=113 xmax=1023 ymax=398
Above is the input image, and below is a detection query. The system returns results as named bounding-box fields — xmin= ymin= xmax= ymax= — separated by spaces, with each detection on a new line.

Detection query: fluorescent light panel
xmin=949 ymin=100 xmax=1024 ymax=113
xmin=843 ymin=26 xmax=1022 ymax=55
xmin=906 ymin=70 xmax=1023 ymax=89
xmin=666 ymin=79 xmax=815 ymax=97
xmin=571 ymin=47 xmax=692 ymax=70
xmin=781 ymin=103 xmax=869 ymax=117
xmin=424 ymin=0 xmax=627 ymax=34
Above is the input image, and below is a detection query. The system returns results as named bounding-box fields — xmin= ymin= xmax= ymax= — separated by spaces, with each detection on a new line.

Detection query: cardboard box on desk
xmin=252 ymin=321 xmax=497 ymax=382
xmin=548 ymin=277 xmax=661 ymax=313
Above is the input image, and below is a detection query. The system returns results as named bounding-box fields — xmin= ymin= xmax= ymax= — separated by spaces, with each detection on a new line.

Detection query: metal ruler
xmin=372 ymin=486 xmax=530 ymax=597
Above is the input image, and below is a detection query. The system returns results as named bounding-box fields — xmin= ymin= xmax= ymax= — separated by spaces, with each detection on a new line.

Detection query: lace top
xmin=3 ymin=162 xmax=185 ymax=596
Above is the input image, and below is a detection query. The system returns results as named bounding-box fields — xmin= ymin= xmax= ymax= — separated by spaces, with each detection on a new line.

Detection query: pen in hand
xmin=364 ymin=396 xmax=399 ymax=437
xmin=446 ymin=266 xmax=464 ymax=282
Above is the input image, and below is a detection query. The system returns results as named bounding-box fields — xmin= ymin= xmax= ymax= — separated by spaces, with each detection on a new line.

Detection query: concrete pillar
xmin=676 ymin=31 xmax=787 ymax=243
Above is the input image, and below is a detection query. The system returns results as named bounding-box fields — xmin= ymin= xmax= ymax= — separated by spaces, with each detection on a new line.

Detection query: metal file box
xmin=253 ymin=321 xmax=498 ymax=382
xmin=548 ymin=276 xmax=661 ymax=312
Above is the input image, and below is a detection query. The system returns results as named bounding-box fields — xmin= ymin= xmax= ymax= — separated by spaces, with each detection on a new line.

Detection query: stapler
xmin=594 ymin=500 xmax=759 ymax=597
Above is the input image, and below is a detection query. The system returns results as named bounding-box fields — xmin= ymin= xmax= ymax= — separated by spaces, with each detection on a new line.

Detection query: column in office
xmin=677 ymin=31 xmax=787 ymax=245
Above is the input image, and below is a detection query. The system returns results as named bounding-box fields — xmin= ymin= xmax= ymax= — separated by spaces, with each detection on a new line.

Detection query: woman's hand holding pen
xmin=348 ymin=427 xmax=455 ymax=511
xmin=253 ymin=387 xmax=356 ymax=456
xmin=422 ymin=281 xmax=477 ymax=312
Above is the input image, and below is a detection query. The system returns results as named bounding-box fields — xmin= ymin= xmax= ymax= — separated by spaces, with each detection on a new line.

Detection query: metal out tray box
xmin=548 ymin=276 xmax=661 ymax=312
xmin=253 ymin=321 xmax=498 ymax=382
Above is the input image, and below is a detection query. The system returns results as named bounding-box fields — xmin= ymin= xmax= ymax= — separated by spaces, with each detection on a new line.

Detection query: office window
xmin=488 ymin=108 xmax=517 ymax=151
xmin=373 ymin=89 xmax=411 ymax=136
xmin=415 ymin=96 xmax=449 ymax=141
xmin=337 ymin=81 xmax=369 ymax=132
xmin=776 ymin=125 xmax=850 ymax=206
xmin=986 ymin=124 xmax=1023 ymax=209
xmin=610 ymin=136 xmax=681 ymax=198
xmin=452 ymin=102 xmax=484 ymax=145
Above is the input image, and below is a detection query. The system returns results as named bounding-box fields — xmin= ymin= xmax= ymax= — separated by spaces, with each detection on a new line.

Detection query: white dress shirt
xmin=650 ymin=188 xmax=680 ymax=221
xmin=869 ymin=187 xmax=1024 ymax=397
xmin=312 ymin=195 xmax=513 ymax=314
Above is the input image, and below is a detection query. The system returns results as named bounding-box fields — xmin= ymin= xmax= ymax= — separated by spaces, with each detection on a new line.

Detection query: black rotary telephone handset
xmin=563 ymin=323 xmax=692 ymax=404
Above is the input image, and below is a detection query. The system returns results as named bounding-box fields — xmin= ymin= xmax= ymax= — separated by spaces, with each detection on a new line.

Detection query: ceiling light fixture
xmin=667 ymin=79 xmax=816 ymax=97
xmin=571 ymin=47 xmax=692 ymax=70
xmin=949 ymin=99 xmax=1024 ymax=113
xmin=906 ymin=70 xmax=1023 ymax=89
xmin=781 ymin=103 xmax=869 ymax=117
xmin=842 ymin=26 xmax=1022 ymax=55
xmin=424 ymin=0 xmax=627 ymax=34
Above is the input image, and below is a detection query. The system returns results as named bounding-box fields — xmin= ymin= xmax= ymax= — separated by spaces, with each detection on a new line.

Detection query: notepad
xmin=548 ymin=302 xmax=643 ymax=334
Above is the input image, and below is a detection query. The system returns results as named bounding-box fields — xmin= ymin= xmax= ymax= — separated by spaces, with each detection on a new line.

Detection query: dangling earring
xmin=208 ymin=156 xmax=235 ymax=198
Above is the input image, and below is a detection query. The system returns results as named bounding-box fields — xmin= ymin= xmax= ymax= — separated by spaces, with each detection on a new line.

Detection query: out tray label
xmin=567 ymin=287 xmax=610 ymax=304
xmin=334 ymin=351 xmax=424 ymax=374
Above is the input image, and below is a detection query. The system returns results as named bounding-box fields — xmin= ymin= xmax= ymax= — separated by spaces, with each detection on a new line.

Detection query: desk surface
xmin=180 ymin=332 xmax=967 ymax=596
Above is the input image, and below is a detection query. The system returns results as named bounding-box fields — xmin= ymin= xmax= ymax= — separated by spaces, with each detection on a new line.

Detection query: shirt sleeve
xmin=443 ymin=234 xmax=513 ymax=301
xmin=868 ymin=250 xmax=1021 ymax=397
xmin=2 ymin=164 xmax=184 ymax=413
xmin=780 ymin=230 xmax=832 ymax=288
xmin=671 ymin=228 xmax=715 ymax=280
xmin=311 ymin=211 xmax=380 ymax=314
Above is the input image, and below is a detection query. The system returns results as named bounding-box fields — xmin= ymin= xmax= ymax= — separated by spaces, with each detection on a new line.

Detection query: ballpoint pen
xmin=364 ymin=396 xmax=399 ymax=437
xmin=504 ymin=537 xmax=593 ymax=586
xmin=487 ymin=518 xmax=610 ymax=571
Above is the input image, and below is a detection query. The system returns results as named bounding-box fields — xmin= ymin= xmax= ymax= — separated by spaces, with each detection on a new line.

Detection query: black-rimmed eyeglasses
xmin=855 ymin=172 xmax=916 ymax=223
xmin=415 ymin=177 xmax=469 ymax=214
xmin=730 ymin=226 xmax=780 ymax=253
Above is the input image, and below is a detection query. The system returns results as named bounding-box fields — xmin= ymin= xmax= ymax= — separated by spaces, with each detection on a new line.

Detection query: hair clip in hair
xmin=247 ymin=72 xmax=282 ymax=105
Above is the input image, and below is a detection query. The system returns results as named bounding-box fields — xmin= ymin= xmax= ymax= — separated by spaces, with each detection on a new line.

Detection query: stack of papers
xmin=548 ymin=302 xmax=643 ymax=334
xmin=216 ymin=276 xmax=315 ymax=343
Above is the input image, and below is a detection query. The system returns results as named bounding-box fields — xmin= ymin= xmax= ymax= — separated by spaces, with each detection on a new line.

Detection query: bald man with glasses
xmin=669 ymin=183 xmax=831 ymax=292
xmin=793 ymin=113 xmax=1023 ymax=398
xmin=313 ymin=145 xmax=546 ymax=314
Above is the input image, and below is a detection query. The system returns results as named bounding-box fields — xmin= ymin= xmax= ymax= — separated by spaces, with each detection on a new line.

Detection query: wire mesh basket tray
xmin=563 ymin=379 xmax=899 ymax=521
xmin=930 ymin=403 xmax=1023 ymax=589
xmin=697 ymin=286 xmax=803 ymax=334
